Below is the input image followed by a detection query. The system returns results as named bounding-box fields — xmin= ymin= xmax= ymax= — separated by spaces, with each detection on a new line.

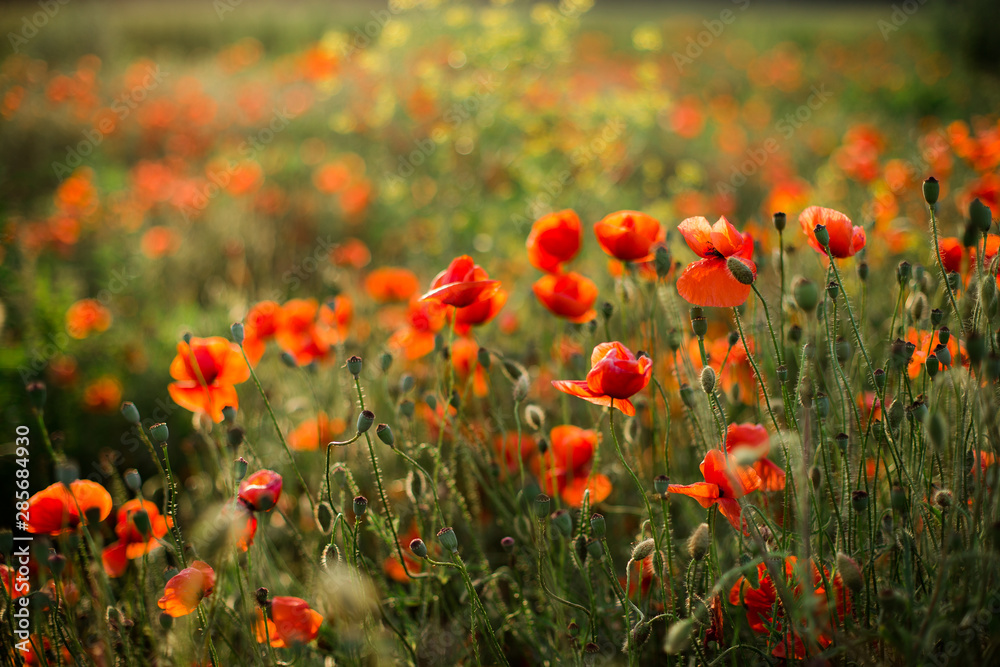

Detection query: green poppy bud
xmin=230 ymin=322 xmax=245 ymax=344
xmin=150 ymin=422 xmax=169 ymax=444
xmin=922 ymin=176 xmax=939 ymax=205
xmin=353 ymin=495 xmax=368 ymax=518
xmin=772 ymin=211 xmax=786 ymax=232
xmin=347 ymin=355 xmax=363 ymax=377
xmin=590 ymin=513 xmax=606 ymax=539
xmin=813 ymin=224 xmax=830 ymax=247
xmin=436 ymin=526 xmax=458 ymax=553
xmin=120 ymin=402 xmax=141 ymax=425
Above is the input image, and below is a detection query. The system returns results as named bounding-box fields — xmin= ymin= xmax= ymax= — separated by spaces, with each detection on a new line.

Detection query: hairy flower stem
xmin=534 ymin=519 xmax=593 ymax=643
xmin=451 ymin=550 xmax=510 ymax=667
xmin=751 ymin=283 xmax=783 ymax=365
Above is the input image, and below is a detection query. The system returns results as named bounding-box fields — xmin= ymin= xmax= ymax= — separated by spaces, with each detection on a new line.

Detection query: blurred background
xmin=2 ymin=0 xmax=998 ymax=488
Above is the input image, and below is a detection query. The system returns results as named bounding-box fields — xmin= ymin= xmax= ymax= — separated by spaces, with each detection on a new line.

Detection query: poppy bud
xmin=512 ymin=375 xmax=530 ymax=402
xmin=409 ymin=538 xmax=428 ymax=558
xmin=836 ymin=552 xmax=864 ymax=592
xmin=230 ymin=322 xmax=245 ymax=344
xmin=700 ymin=366 xmax=716 ymax=394
xmin=772 ymin=211 xmax=786 ymax=232
xmin=536 ymin=437 xmax=549 ymax=455
xmin=810 ymin=466 xmax=822 ymax=490
xmin=814 ymin=392 xmax=830 ymax=420
xmin=551 ymin=509 xmax=572 ymax=538
xmin=687 ymin=523 xmax=710 ymax=561
xmin=653 ymin=474 xmax=670 ymax=495
xmin=278 ymin=351 xmax=297 ymax=368
xmin=399 ymin=400 xmax=415 ymax=418
xmin=234 ymin=457 xmax=248 ymax=483
xmin=631 ymin=538 xmax=655 ymax=561
xmin=726 ymin=256 xmax=755 ymax=285
xmin=925 ymin=354 xmax=939 ymax=379
xmin=124 ymin=469 xmax=142 ymax=493
xmin=857 ymin=261 xmax=869 ymax=281
xmin=679 ymin=383 xmax=695 ymax=408
xmin=601 ymin=302 xmax=615 ymax=321
xmin=400 ymin=374 xmax=415 ymax=393
xmin=667 ymin=329 xmax=682 ymax=352
xmin=436 ymin=526 xmax=459 ymax=553
xmin=357 ymin=410 xmax=375 ymax=434
xmin=690 ymin=307 xmax=707 ymax=338
xmin=150 ymin=422 xmax=169 ymax=444
xmin=353 ymin=496 xmax=368 ymax=518
xmin=533 ymin=494 xmax=551 ymax=519
xmin=970 ymin=198 xmax=992 ymax=233
xmin=376 ymin=424 xmax=394 ymax=447
xmin=793 ymin=278 xmax=819 ymax=312
xmin=524 ymin=404 xmax=545 ymax=431
xmin=887 ymin=399 xmax=904 ymax=429
xmin=963 ymin=221 xmax=979 ymax=248
xmin=777 ymin=364 xmax=788 ymax=383
xmin=654 ymin=246 xmax=671 ymax=278
xmin=121 ymin=402 xmax=141 ymax=425
xmin=922 ymin=177 xmax=939 ymax=205
xmin=501 ymin=536 xmax=515 ymax=554
xmin=380 ymin=352 xmax=393 ymax=372
xmin=347 ymin=355 xmax=363 ymax=378
xmin=925 ymin=411 xmax=947 ymax=451
xmin=425 ymin=394 xmax=437 ymax=411
xmin=835 ymin=432 xmax=849 ymax=454
xmin=449 ymin=390 xmax=461 ymax=410
xmin=48 ymin=550 xmax=66 ymax=576
xmin=908 ymin=399 xmax=928 ymax=424
xmin=477 ymin=347 xmax=491 ymax=369
xmin=836 ymin=337 xmax=852 ymax=364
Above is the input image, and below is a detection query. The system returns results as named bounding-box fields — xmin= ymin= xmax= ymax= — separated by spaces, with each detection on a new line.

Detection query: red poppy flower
xmin=533 ymin=426 xmax=611 ymax=505
xmin=594 ymin=210 xmax=662 ymax=262
xmin=25 ymin=480 xmax=112 ymax=535
xmin=168 ymin=336 xmax=251 ymax=422
xmin=239 ymin=469 xmax=283 ymax=512
xmin=450 ymin=337 xmax=489 ymax=397
xmin=288 ymin=412 xmax=347 ymax=451
xmin=527 ymin=209 xmax=582 ymax=273
xmin=420 ymin=255 xmax=501 ymax=308
xmin=65 ymin=298 xmax=112 ymax=339
xmin=243 ymin=300 xmax=282 ymax=367
xmin=452 ymin=286 xmax=507 ymax=332
xmin=365 ymin=267 xmax=420 ymax=303
xmin=533 ymin=272 xmax=598 ymax=323
xmin=551 ymin=342 xmax=652 ymax=416
xmin=667 ymin=449 xmax=761 ymax=530
xmin=938 ymin=237 xmax=963 ymax=274
xmin=388 ymin=298 xmax=448 ymax=360
xmin=494 ymin=432 xmax=537 ymax=481
xmin=675 ymin=216 xmax=756 ymax=308
xmin=800 ymin=206 xmax=866 ymax=258
xmin=256 ymin=596 xmax=323 ymax=647
xmin=158 ymin=560 xmax=215 ymax=617
xmin=101 ymin=499 xmax=173 ymax=578
xmin=82 ymin=376 xmax=123 ymax=413
xmin=725 ymin=423 xmax=786 ymax=492
xmin=275 ymin=298 xmax=352 ymax=366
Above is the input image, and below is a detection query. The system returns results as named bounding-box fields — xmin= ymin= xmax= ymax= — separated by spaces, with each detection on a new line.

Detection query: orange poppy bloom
xmin=384 ymin=524 xmax=426 ymax=583
xmin=388 ymin=298 xmax=448 ymax=360
xmin=532 ymin=272 xmax=598 ymax=323
xmin=726 ymin=423 xmax=785 ymax=492
xmin=420 ymin=255 xmax=501 ymax=309
xmin=101 ymin=499 xmax=173 ymax=578
xmin=330 ymin=237 xmax=371 ymax=269
xmin=25 ymin=480 xmax=112 ymax=535
xmin=65 ymin=298 xmax=111 ymax=339
xmin=906 ymin=327 xmax=959 ymax=379
xmin=799 ymin=206 xmax=866 ymax=259
xmin=288 ymin=412 xmax=347 ymax=451
xmin=452 ymin=286 xmax=507 ymax=333
xmin=533 ymin=426 xmax=610 ymax=505
xmin=552 ymin=342 xmax=652 ymax=416
xmin=494 ymin=432 xmax=537 ymax=481
xmin=140 ymin=226 xmax=180 ymax=258
xmin=527 ymin=209 xmax=582 ymax=273
xmin=971 ymin=450 xmax=997 ymax=478
xmin=594 ymin=210 xmax=662 ymax=262
xmin=451 ymin=337 xmax=489 ymax=397
xmin=255 ymin=596 xmax=323 ymax=647
xmin=168 ymin=336 xmax=251 ymax=423
xmin=82 ymin=376 xmax=123 ymax=413
xmin=938 ymin=237 xmax=963 ymax=274
xmin=667 ymin=449 xmax=761 ymax=530
xmin=675 ymin=216 xmax=756 ymax=308
xmin=275 ymin=298 xmax=352 ymax=366
xmin=559 ymin=474 xmax=613 ymax=506
xmin=239 ymin=469 xmax=283 ymax=512
xmin=243 ymin=300 xmax=282 ymax=367
xmin=365 ymin=267 xmax=420 ymax=303
xmin=157 ymin=560 xmax=215 ymax=617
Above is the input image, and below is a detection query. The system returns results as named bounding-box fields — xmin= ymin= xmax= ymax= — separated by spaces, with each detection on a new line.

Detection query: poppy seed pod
xmin=700 ymin=366 xmax=716 ymax=394
xmin=255 ymin=587 xmax=270 ymax=609
xmin=777 ymin=364 xmax=788 ymax=383
xmin=772 ymin=211 xmax=786 ymax=232
xmin=501 ymin=536 xmax=515 ymax=554
xmin=347 ymin=355 xmax=363 ymax=377
xmin=399 ymin=400 xmax=415 ymax=418
xmin=925 ymin=354 xmax=939 ymax=378
xmin=124 ymin=469 xmax=142 ymax=493
xmin=353 ymin=496 xmax=368 ymax=518
xmin=726 ymin=256 xmax=755 ymax=286
xmin=654 ymin=246 xmax=671 ymax=278
xmin=400 ymin=374 xmax=416 ymax=393
xmin=925 ymin=411 xmax=947 ymax=451
xmin=230 ymin=322 xmax=245 ymax=344
xmin=873 ymin=368 xmax=886 ymax=390
xmin=922 ymin=176 xmax=939 ymax=205
xmin=690 ymin=307 xmax=708 ymax=338
xmin=836 ymin=337 xmax=852 ymax=364
xmin=813 ymin=224 xmax=830 ymax=247
xmin=150 ymin=422 xmax=169 ymax=444
xmin=227 ymin=426 xmax=245 ymax=447
xmin=436 ymin=527 xmax=459 ymax=553
xmin=533 ymin=494 xmax=551 ymax=519
xmin=234 ymin=457 xmax=248 ymax=483
xmin=793 ymin=278 xmax=819 ymax=312
xmin=896 ymin=261 xmax=912 ymax=285
xmin=551 ymin=509 xmax=573 ymax=538
xmin=970 ymin=198 xmax=993 ymax=233
xmin=222 ymin=406 xmax=237 ymax=423
xmin=653 ymin=474 xmax=670 ymax=495
xmin=380 ymin=352 xmax=393 ymax=373
xmin=409 ymin=538 xmax=428 ymax=559
xmin=857 ymin=261 xmax=869 ymax=281
xmin=590 ymin=513 xmax=606 ymax=539
xmin=601 ymin=301 xmax=615 ymax=321
xmin=47 ymin=550 xmax=66 ymax=576
xmin=376 ymin=424 xmax=394 ymax=447
xmin=356 ymin=410 xmax=375 ymax=434
xmin=477 ymin=347 xmax=491 ymax=369
xmin=931 ymin=308 xmax=944 ymax=327
xmin=280 ymin=351 xmax=298 ymax=368
xmin=120 ymin=402 xmax=141 ymax=425
xmin=586 ymin=538 xmax=604 ymax=559
xmin=132 ymin=510 xmax=152 ymax=537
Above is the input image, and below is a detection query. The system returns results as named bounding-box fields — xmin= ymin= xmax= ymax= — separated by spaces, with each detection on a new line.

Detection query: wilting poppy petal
xmin=157 ymin=561 xmax=215 ymax=617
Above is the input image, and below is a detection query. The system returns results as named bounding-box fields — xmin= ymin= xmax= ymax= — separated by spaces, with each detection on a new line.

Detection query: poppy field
xmin=3 ymin=1 xmax=1000 ymax=665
